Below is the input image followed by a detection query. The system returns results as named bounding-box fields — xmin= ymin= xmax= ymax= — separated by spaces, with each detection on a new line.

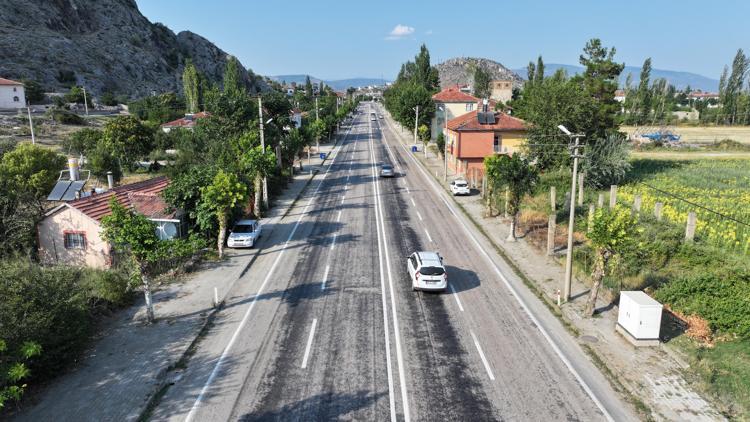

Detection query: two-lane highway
xmin=150 ymin=103 xmax=634 ymax=421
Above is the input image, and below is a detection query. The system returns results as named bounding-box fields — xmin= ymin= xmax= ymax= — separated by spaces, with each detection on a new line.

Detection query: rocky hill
xmin=436 ymin=57 xmax=523 ymax=90
xmin=0 ymin=0 xmax=265 ymax=98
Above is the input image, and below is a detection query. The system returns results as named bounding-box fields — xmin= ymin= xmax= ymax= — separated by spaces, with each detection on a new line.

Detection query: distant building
xmin=687 ymin=91 xmax=719 ymax=101
xmin=489 ymin=80 xmax=513 ymax=104
xmin=37 ymin=177 xmax=184 ymax=268
xmin=290 ymin=108 xmax=303 ymax=128
xmin=160 ymin=111 xmax=210 ymax=133
xmin=431 ymin=85 xmax=480 ymax=140
xmin=614 ymin=89 xmax=627 ymax=103
xmin=0 ymin=77 xmax=25 ymax=109
xmin=444 ymin=101 xmax=528 ymax=178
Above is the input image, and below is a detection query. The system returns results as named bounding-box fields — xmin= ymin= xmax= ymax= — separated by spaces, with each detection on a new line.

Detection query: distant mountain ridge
xmin=0 ymin=0 xmax=265 ymax=97
xmin=269 ymin=75 xmax=390 ymax=91
xmin=436 ymin=57 xmax=524 ymax=90
xmin=511 ymin=63 xmax=719 ymax=92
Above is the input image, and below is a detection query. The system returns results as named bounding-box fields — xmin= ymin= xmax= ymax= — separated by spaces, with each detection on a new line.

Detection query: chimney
xmin=107 ymin=171 xmax=114 ymax=189
xmin=68 ymin=157 xmax=79 ymax=181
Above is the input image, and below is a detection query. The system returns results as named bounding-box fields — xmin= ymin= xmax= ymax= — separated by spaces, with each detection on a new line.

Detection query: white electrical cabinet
xmin=617 ymin=291 xmax=662 ymax=345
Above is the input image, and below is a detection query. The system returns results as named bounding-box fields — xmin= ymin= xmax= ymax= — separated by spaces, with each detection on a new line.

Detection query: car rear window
xmin=420 ymin=266 xmax=445 ymax=275
xmin=456 ymin=182 xmax=467 ymax=187
xmin=233 ymin=224 xmax=254 ymax=233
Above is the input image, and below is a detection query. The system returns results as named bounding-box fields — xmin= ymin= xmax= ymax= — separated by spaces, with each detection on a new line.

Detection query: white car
xmin=449 ymin=179 xmax=470 ymax=196
xmin=227 ymin=219 xmax=261 ymax=248
xmin=407 ymin=251 xmax=447 ymax=291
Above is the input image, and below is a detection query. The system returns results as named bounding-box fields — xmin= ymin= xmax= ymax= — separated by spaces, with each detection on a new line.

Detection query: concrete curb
xmin=136 ymin=132 xmax=346 ymax=421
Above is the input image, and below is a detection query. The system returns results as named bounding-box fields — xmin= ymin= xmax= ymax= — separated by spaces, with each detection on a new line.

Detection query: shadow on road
xmin=444 ymin=264 xmax=481 ymax=294
xmin=239 ymin=390 xmax=387 ymax=422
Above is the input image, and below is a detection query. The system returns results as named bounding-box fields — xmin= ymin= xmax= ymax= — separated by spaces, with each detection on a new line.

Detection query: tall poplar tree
xmin=182 ymin=60 xmax=200 ymax=113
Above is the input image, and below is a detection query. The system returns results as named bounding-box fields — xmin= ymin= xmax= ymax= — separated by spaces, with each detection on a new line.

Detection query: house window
xmin=493 ymin=134 xmax=502 ymax=153
xmin=64 ymin=232 xmax=86 ymax=249
xmin=13 ymin=96 xmax=19 ymax=102
xmin=466 ymin=103 xmax=474 ymax=111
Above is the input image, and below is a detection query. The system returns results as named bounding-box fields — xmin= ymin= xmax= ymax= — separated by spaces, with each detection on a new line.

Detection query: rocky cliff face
xmin=0 ymin=0 xmax=265 ymax=98
xmin=436 ymin=57 xmax=523 ymax=90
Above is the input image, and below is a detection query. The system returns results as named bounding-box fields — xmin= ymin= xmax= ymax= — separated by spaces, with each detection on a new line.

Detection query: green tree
xmin=584 ymin=206 xmax=639 ymax=316
xmin=582 ymin=132 xmax=631 ymax=188
xmin=99 ymin=92 xmax=118 ymax=107
xmin=418 ymin=124 xmax=430 ymax=154
xmin=101 ymin=115 xmax=154 ymax=171
xmin=101 ymin=198 xmax=161 ymax=322
xmin=21 ymin=79 xmax=45 ymax=104
xmin=305 ymin=75 xmax=313 ymax=98
xmin=413 ymin=44 xmax=440 ymax=92
xmin=88 ymin=142 xmax=122 ymax=183
xmin=223 ymin=56 xmax=245 ymax=98
xmin=473 ymin=66 xmax=491 ymax=98
xmin=241 ymin=145 xmax=277 ymax=216
xmin=183 ymin=60 xmax=200 ymax=113
xmin=0 ymin=143 xmax=66 ymax=200
xmin=64 ymin=86 xmax=91 ymax=105
xmin=484 ymin=154 xmax=538 ymax=241
xmin=534 ymin=55 xmax=545 ymax=85
xmin=632 ymin=58 xmax=652 ymax=124
xmin=436 ymin=133 xmax=446 ymax=158
xmin=578 ymin=38 xmax=624 ymax=139
xmin=62 ymin=128 xmax=101 ymax=156
xmin=197 ymin=170 xmax=247 ymax=258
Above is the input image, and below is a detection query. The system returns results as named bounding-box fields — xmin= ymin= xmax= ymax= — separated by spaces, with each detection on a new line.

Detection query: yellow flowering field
xmin=619 ymin=159 xmax=750 ymax=254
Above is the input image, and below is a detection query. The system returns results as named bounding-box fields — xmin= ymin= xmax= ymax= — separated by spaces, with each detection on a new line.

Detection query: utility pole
xmin=413 ymin=105 xmax=419 ymax=148
xmin=26 ymin=103 xmax=35 ymax=144
xmin=258 ymin=97 xmax=268 ymax=210
xmin=315 ymin=96 xmax=320 ymax=152
xmin=442 ymin=105 xmax=448 ymax=181
xmin=82 ymin=86 xmax=89 ymax=116
xmin=561 ymin=130 xmax=585 ymax=302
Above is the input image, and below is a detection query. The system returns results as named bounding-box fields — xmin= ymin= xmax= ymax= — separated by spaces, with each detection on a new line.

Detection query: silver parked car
xmin=380 ymin=163 xmax=395 ymax=177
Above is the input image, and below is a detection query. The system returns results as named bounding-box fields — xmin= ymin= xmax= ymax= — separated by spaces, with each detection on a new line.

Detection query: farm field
xmin=622 ymin=125 xmax=750 ymax=144
xmin=619 ymin=158 xmax=750 ymax=254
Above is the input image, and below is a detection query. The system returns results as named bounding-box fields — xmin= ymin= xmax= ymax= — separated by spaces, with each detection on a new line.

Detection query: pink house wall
xmin=38 ymin=206 xmax=111 ymax=268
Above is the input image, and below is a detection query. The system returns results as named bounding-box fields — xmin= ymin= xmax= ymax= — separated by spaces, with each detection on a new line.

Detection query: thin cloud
xmin=425 ymin=29 xmax=433 ymax=35
xmin=385 ymin=24 xmax=415 ymax=40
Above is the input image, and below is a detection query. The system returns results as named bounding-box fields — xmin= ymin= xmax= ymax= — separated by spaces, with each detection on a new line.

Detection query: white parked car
xmin=227 ymin=219 xmax=261 ymax=248
xmin=407 ymin=251 xmax=447 ymax=291
xmin=449 ymin=179 xmax=470 ymax=196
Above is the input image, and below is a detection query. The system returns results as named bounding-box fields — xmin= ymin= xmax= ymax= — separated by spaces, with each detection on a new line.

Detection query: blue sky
xmin=136 ymin=0 xmax=749 ymax=81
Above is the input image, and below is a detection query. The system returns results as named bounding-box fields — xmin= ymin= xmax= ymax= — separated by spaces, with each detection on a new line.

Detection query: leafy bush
xmin=62 ymin=128 xmax=101 ymax=155
xmin=0 ymin=260 xmax=91 ymax=380
xmin=49 ymin=109 xmax=85 ymax=125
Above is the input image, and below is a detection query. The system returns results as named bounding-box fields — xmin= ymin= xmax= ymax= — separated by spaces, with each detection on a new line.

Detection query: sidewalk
xmin=13 ymin=140 xmax=342 ymax=422
xmin=382 ymin=112 xmax=723 ymax=421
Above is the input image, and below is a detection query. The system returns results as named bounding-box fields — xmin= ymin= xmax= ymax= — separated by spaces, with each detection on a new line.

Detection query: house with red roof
xmin=0 ymin=77 xmax=26 ymax=109
xmin=431 ymin=85 xmax=480 ymax=139
xmin=37 ymin=177 xmax=184 ymax=268
xmin=160 ymin=112 xmax=210 ymax=133
xmin=445 ymin=101 xmax=528 ymax=178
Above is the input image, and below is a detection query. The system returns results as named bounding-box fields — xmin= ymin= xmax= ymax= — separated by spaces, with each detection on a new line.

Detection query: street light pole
xmin=413 ymin=105 xmax=419 ymax=151
xmin=26 ymin=103 xmax=35 ymax=144
xmin=258 ymin=97 xmax=268 ymax=210
xmin=559 ymin=125 xmax=585 ymax=302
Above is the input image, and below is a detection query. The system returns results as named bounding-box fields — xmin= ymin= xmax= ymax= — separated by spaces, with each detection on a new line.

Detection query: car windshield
xmin=233 ymin=224 xmax=254 ymax=233
xmin=455 ymin=182 xmax=467 ymax=187
xmin=382 ymin=165 xmax=393 ymax=170
xmin=420 ymin=266 xmax=445 ymax=275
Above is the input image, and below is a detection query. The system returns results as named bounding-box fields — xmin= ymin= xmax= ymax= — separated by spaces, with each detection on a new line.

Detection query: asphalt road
xmin=151 ymin=103 xmax=635 ymax=421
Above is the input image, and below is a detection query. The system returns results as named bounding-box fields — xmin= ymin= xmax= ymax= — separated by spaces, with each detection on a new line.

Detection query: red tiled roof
xmin=432 ymin=86 xmax=479 ymax=103
xmin=447 ymin=110 xmax=527 ymax=132
xmin=161 ymin=111 xmax=210 ymax=128
xmin=0 ymin=77 xmax=23 ymax=86
xmin=67 ymin=176 xmax=172 ymax=222
xmin=688 ymin=91 xmax=719 ymax=98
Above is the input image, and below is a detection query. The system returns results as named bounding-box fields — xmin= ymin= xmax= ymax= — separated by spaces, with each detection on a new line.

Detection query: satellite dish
xmin=163 ymin=222 xmax=178 ymax=239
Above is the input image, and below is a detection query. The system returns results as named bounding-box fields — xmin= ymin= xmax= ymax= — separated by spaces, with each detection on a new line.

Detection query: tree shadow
xmin=622 ymin=158 xmax=689 ymax=184
xmin=239 ymin=390 xmax=388 ymax=421
xmin=444 ymin=265 xmax=481 ymax=294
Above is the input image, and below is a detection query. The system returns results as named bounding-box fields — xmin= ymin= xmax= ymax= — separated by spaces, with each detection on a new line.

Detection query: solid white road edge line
xmin=416 ymin=211 xmax=423 ymax=221
xmin=448 ymin=284 xmax=464 ymax=312
xmin=330 ymin=233 xmax=337 ymax=251
xmin=381 ymin=114 xmax=615 ymax=422
xmin=337 ymin=210 xmax=342 ymax=222
xmin=183 ymin=123 xmax=351 ymax=422
xmin=470 ymin=330 xmax=495 ymax=381
xmin=301 ymin=318 xmax=318 ymax=369
xmin=370 ymin=115 xmax=410 ymax=422
xmin=410 ymin=198 xmax=416 ymax=207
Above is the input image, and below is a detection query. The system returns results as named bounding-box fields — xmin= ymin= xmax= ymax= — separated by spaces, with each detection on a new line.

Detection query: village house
xmin=37 ymin=177 xmax=184 ymax=269
xmin=0 ymin=77 xmax=26 ymax=109
xmin=431 ymin=85 xmax=480 ymax=140
xmin=160 ymin=111 xmax=210 ymax=133
xmin=444 ymin=101 xmax=528 ymax=179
